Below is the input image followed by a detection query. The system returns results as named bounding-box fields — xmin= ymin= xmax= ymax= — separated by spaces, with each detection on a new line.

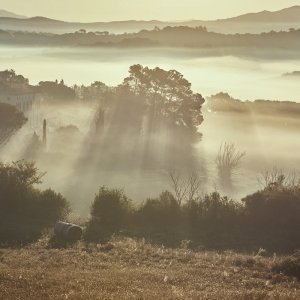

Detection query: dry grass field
xmin=0 ymin=237 xmax=299 ymax=300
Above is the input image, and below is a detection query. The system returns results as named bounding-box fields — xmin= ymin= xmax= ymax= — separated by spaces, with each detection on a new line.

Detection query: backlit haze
xmin=1 ymin=0 xmax=300 ymax=21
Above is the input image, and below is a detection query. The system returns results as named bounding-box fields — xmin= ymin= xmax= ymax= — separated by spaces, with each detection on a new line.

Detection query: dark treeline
xmin=206 ymin=92 xmax=300 ymax=117
xmin=0 ymin=26 xmax=300 ymax=50
xmin=0 ymin=69 xmax=75 ymax=102
xmin=76 ymin=65 xmax=205 ymax=171
xmin=86 ymin=178 xmax=300 ymax=253
xmin=283 ymin=71 xmax=300 ymax=77
xmin=0 ymin=66 xmax=206 ymax=176
xmin=0 ymin=103 xmax=27 ymax=146
xmin=1 ymin=160 xmax=300 ymax=254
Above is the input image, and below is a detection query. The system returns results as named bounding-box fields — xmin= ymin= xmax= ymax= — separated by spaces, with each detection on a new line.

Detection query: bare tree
xmin=168 ymin=170 xmax=203 ymax=204
xmin=168 ymin=170 xmax=187 ymax=205
xmin=216 ymin=142 xmax=245 ymax=188
xmin=258 ymin=167 xmax=298 ymax=190
xmin=186 ymin=171 xmax=202 ymax=202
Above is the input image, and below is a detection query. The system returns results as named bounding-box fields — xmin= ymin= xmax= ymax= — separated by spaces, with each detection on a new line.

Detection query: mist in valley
xmin=0 ymin=1 xmax=299 ymax=232
xmin=0 ymin=56 xmax=299 ymax=215
xmin=2 ymin=4 xmax=300 ymax=298
xmin=0 ymin=46 xmax=300 ymax=102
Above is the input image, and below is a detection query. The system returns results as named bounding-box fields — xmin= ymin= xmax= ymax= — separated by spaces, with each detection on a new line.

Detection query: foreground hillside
xmin=0 ymin=237 xmax=299 ymax=300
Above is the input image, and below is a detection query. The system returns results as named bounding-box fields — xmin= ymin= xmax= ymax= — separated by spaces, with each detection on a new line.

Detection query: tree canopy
xmin=38 ymin=80 xmax=76 ymax=103
xmin=0 ymin=161 xmax=70 ymax=244
xmin=122 ymin=64 xmax=205 ymax=137
xmin=0 ymin=69 xmax=29 ymax=92
xmin=0 ymin=103 xmax=27 ymax=146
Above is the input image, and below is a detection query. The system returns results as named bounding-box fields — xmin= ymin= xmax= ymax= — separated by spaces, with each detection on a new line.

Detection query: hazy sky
xmin=1 ymin=0 xmax=300 ymax=22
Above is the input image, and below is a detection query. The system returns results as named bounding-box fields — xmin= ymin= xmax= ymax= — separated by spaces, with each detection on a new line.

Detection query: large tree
xmin=0 ymin=69 xmax=29 ymax=91
xmin=0 ymin=103 xmax=27 ymax=146
xmin=122 ymin=64 xmax=205 ymax=137
xmin=0 ymin=161 xmax=70 ymax=244
xmin=38 ymin=80 xmax=75 ymax=103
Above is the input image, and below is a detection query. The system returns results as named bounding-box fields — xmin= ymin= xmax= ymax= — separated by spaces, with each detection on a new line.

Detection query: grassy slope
xmin=0 ymin=237 xmax=299 ymax=300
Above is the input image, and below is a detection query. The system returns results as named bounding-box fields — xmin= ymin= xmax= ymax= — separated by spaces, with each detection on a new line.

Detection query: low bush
xmin=0 ymin=161 xmax=70 ymax=244
xmin=83 ymin=181 xmax=300 ymax=253
xmin=242 ymin=179 xmax=300 ymax=251
xmin=183 ymin=192 xmax=243 ymax=248
xmin=134 ymin=191 xmax=183 ymax=245
xmin=84 ymin=186 xmax=133 ymax=242
xmin=137 ymin=191 xmax=181 ymax=229
xmin=272 ymin=251 xmax=300 ymax=280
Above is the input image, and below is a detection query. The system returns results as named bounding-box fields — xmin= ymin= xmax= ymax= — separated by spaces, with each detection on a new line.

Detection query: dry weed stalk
xmin=216 ymin=142 xmax=245 ymax=187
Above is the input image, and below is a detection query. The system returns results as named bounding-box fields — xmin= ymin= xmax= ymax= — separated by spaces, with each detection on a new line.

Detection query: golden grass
xmin=0 ymin=237 xmax=299 ymax=299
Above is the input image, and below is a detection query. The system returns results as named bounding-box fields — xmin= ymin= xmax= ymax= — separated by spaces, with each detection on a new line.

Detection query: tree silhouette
xmin=0 ymin=69 xmax=29 ymax=91
xmin=38 ymin=80 xmax=75 ymax=103
xmin=122 ymin=64 xmax=205 ymax=138
xmin=216 ymin=142 xmax=245 ymax=189
xmin=0 ymin=103 xmax=27 ymax=146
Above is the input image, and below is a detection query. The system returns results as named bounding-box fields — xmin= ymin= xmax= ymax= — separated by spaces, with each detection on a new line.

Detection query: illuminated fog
xmin=0 ymin=46 xmax=299 ymax=215
xmin=0 ymin=46 xmax=300 ymax=102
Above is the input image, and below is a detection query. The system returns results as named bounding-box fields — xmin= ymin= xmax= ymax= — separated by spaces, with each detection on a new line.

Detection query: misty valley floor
xmin=0 ymin=238 xmax=299 ymax=300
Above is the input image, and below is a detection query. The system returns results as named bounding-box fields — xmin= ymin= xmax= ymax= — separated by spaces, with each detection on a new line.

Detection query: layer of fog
xmin=0 ymin=103 xmax=193 ymax=214
xmin=1 ymin=20 xmax=299 ymax=35
xmin=1 ymin=100 xmax=299 ymax=215
xmin=0 ymin=46 xmax=300 ymax=102
xmin=1 ymin=45 xmax=300 ymax=215
xmin=200 ymin=111 xmax=300 ymax=197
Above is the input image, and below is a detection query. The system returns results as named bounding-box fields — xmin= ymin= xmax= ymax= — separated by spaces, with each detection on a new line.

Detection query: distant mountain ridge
xmin=0 ymin=6 xmax=300 ymax=34
xmin=224 ymin=5 xmax=300 ymax=22
xmin=0 ymin=9 xmax=26 ymax=19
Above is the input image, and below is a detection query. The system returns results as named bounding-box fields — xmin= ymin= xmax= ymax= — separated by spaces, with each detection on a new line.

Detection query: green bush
xmin=0 ymin=161 xmax=70 ymax=244
xmin=133 ymin=191 xmax=182 ymax=245
xmin=137 ymin=191 xmax=181 ymax=229
xmin=183 ymin=192 xmax=243 ymax=247
xmin=84 ymin=180 xmax=300 ymax=252
xmin=85 ymin=186 xmax=133 ymax=242
xmin=243 ymin=185 xmax=300 ymax=229
xmin=242 ymin=181 xmax=300 ymax=251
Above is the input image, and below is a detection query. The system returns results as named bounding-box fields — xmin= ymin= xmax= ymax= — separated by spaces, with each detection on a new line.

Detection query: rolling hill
xmin=0 ymin=9 xmax=26 ymax=19
xmin=0 ymin=6 xmax=299 ymax=34
xmin=224 ymin=5 xmax=300 ymax=23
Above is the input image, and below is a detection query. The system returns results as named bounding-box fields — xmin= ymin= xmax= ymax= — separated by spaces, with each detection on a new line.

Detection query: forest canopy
xmin=0 ymin=103 xmax=27 ymax=146
xmin=121 ymin=64 xmax=205 ymax=137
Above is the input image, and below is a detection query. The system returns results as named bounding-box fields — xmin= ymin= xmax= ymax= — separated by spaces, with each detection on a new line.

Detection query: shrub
xmin=85 ymin=186 xmax=133 ymax=242
xmin=0 ymin=161 xmax=70 ymax=244
xmin=242 ymin=180 xmax=300 ymax=250
xmin=38 ymin=189 xmax=71 ymax=227
xmin=83 ymin=182 xmax=300 ymax=252
xmin=272 ymin=251 xmax=300 ymax=279
xmin=183 ymin=192 xmax=243 ymax=247
xmin=134 ymin=191 xmax=182 ymax=245
xmin=137 ymin=191 xmax=181 ymax=229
